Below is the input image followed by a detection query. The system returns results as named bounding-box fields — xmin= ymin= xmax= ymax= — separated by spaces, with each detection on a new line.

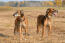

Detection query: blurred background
xmin=0 ymin=0 xmax=65 ymax=7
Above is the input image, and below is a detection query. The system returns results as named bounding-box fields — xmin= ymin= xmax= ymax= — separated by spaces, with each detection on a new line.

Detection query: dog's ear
xmin=20 ymin=10 xmax=24 ymax=17
xmin=21 ymin=10 xmax=24 ymax=14
xmin=46 ymin=8 xmax=50 ymax=14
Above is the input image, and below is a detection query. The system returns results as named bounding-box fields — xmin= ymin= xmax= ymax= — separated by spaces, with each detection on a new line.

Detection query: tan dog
xmin=13 ymin=10 xmax=28 ymax=38
xmin=37 ymin=8 xmax=58 ymax=37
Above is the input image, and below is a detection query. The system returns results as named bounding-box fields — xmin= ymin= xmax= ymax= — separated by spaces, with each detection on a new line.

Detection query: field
xmin=0 ymin=7 xmax=65 ymax=43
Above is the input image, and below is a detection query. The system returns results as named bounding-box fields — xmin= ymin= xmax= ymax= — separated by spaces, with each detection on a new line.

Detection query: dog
xmin=13 ymin=10 xmax=28 ymax=38
xmin=37 ymin=8 xmax=58 ymax=37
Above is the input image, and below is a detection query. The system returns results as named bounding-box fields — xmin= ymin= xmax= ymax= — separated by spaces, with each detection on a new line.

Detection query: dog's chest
xmin=46 ymin=16 xmax=52 ymax=25
xmin=20 ymin=18 xmax=26 ymax=27
xmin=47 ymin=20 xmax=51 ymax=25
xmin=20 ymin=21 xmax=26 ymax=27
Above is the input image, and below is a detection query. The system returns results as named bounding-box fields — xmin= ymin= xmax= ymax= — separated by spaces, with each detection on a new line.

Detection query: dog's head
xmin=13 ymin=10 xmax=24 ymax=17
xmin=46 ymin=8 xmax=58 ymax=16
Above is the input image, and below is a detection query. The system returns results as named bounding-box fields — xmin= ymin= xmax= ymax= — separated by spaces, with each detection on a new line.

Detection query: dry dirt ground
xmin=0 ymin=9 xmax=65 ymax=43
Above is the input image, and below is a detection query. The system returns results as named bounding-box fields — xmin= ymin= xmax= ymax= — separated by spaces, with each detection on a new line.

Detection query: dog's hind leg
xmin=37 ymin=24 xmax=40 ymax=34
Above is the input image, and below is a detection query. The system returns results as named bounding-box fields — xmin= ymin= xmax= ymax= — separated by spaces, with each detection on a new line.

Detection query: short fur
xmin=13 ymin=10 xmax=28 ymax=38
xmin=37 ymin=8 xmax=58 ymax=37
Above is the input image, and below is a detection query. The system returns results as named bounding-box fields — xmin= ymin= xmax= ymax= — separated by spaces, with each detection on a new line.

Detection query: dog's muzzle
xmin=53 ymin=10 xmax=58 ymax=16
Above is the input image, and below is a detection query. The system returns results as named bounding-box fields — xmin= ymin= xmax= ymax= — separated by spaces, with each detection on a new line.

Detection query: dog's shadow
xmin=0 ymin=33 xmax=9 ymax=38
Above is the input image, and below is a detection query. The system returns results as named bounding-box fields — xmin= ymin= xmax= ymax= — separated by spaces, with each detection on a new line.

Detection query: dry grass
xmin=0 ymin=6 xmax=65 ymax=11
xmin=0 ymin=7 xmax=65 ymax=43
xmin=0 ymin=6 xmax=12 ymax=11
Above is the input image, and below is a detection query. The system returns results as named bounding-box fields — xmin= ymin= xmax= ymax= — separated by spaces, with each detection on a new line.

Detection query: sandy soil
xmin=0 ymin=9 xmax=65 ymax=43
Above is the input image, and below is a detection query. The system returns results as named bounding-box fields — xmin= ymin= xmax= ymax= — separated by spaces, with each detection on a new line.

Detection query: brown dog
xmin=13 ymin=10 xmax=28 ymax=38
xmin=37 ymin=8 xmax=58 ymax=37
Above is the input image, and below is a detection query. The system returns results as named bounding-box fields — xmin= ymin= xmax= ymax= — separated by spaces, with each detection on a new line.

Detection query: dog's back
xmin=37 ymin=15 xmax=46 ymax=26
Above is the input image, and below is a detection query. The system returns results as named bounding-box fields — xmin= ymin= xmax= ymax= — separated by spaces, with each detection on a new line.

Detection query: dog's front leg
xmin=23 ymin=23 xmax=28 ymax=40
xmin=24 ymin=18 xmax=28 ymax=39
xmin=42 ymin=19 xmax=47 ymax=37
xmin=48 ymin=23 xmax=52 ymax=36
xmin=19 ymin=23 xmax=23 ymax=40
xmin=25 ymin=18 xmax=28 ymax=35
xmin=25 ymin=25 xmax=28 ymax=35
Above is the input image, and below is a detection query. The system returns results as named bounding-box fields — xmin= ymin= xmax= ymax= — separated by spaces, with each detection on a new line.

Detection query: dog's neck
xmin=45 ymin=13 xmax=52 ymax=19
xmin=21 ymin=16 xmax=25 ymax=22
